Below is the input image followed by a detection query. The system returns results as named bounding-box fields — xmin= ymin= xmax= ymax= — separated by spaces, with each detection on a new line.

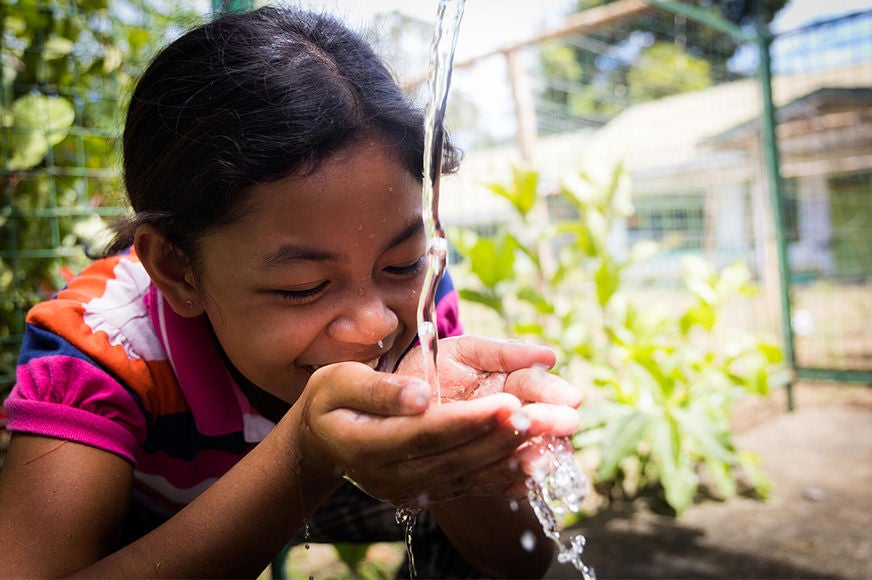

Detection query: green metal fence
xmin=0 ymin=1 xmax=208 ymax=392
xmin=770 ymin=10 xmax=872 ymax=384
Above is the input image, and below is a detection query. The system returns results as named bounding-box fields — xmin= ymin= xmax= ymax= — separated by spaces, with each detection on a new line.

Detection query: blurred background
xmin=1 ymin=1 xmax=871 ymax=578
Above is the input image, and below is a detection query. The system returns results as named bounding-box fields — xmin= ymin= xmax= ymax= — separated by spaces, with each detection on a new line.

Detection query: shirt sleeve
xmin=3 ymin=324 xmax=147 ymax=465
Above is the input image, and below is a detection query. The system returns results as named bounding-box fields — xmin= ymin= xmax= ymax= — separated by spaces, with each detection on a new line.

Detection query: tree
xmin=537 ymin=0 xmax=788 ymax=130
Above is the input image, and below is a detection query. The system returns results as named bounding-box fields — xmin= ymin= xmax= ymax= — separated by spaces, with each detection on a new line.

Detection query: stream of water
xmin=401 ymin=1 xmax=595 ymax=578
xmin=394 ymin=1 xmax=466 ymax=577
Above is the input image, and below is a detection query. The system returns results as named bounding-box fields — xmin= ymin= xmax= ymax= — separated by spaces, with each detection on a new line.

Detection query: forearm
xmin=74 ymin=409 xmax=342 ymax=578
xmin=429 ymin=494 xmax=553 ymax=579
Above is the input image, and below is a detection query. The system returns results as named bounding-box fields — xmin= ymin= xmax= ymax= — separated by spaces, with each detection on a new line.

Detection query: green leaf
xmin=737 ymin=450 xmax=773 ymax=499
xmin=43 ymin=37 xmax=75 ymax=60
xmin=594 ymin=258 xmax=620 ymax=306
xmin=680 ymin=303 xmax=717 ymax=333
xmin=468 ymin=236 xmax=516 ymax=287
xmin=597 ymin=410 xmax=649 ymax=480
xmin=555 ymin=220 xmax=595 ymax=257
xmin=704 ymin=456 xmax=737 ymax=499
xmin=7 ymin=95 xmax=75 ymax=170
xmin=457 ymin=288 xmax=503 ymax=314
xmin=672 ymin=406 xmax=736 ymax=464
xmin=513 ymin=321 xmax=545 ymax=337
xmin=485 ymin=166 xmax=538 ymax=219
xmin=517 ymin=287 xmax=554 ymax=314
xmin=647 ymin=413 xmax=698 ymax=514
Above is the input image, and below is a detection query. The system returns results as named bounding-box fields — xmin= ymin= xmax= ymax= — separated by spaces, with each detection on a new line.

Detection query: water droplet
xmin=520 ymin=530 xmax=536 ymax=552
xmin=303 ymin=518 xmax=311 ymax=550
xmin=510 ymin=410 xmax=531 ymax=432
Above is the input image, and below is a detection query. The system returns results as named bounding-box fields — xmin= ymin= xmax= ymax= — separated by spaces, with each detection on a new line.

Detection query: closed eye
xmin=385 ymin=256 xmax=426 ymax=277
xmin=276 ymin=281 xmax=329 ymax=304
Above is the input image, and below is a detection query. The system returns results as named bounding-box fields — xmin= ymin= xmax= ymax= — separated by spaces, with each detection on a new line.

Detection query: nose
xmin=327 ymin=286 xmax=399 ymax=345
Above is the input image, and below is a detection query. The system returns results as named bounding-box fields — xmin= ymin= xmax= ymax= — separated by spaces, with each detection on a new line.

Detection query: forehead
xmin=205 ymin=139 xmax=424 ymax=262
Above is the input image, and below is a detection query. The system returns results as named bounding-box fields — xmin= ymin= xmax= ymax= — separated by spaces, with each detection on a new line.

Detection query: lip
xmin=306 ymin=352 xmax=389 ymax=374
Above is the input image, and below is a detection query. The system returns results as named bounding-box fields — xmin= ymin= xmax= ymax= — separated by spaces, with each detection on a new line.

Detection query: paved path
xmin=548 ymin=383 xmax=872 ymax=579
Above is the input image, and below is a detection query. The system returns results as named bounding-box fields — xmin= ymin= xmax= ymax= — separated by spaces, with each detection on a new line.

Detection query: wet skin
xmin=192 ymin=137 xmax=426 ymax=410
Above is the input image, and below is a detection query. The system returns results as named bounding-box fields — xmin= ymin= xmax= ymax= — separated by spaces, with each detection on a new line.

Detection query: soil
xmin=547 ymin=381 xmax=872 ymax=579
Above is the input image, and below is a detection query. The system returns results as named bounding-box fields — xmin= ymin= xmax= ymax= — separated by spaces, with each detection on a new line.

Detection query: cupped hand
xmin=397 ymin=335 xmax=583 ymax=437
xmin=294 ymin=361 xmax=532 ymax=505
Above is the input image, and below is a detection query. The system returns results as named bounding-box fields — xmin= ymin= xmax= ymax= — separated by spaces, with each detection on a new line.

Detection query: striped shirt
xmin=4 ymin=251 xmax=463 ymax=532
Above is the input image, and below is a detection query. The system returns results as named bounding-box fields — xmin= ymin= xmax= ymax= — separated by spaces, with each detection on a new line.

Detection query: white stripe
xmin=134 ymin=470 xmax=218 ymax=506
xmin=83 ymin=260 xmax=166 ymax=361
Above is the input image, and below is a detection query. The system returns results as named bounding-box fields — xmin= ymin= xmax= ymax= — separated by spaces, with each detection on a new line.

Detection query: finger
xmin=323 ymin=392 xmax=523 ymax=462
xmin=508 ymin=403 xmax=580 ymax=438
xmin=442 ymin=335 xmax=557 ymax=374
xmin=391 ymin=439 xmax=528 ymax=505
xmin=503 ymin=367 xmax=583 ymax=408
xmin=309 ymin=362 xmax=432 ymax=416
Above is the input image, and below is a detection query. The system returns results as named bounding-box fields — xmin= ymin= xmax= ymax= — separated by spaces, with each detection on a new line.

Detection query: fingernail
xmin=402 ymin=380 xmax=431 ymax=410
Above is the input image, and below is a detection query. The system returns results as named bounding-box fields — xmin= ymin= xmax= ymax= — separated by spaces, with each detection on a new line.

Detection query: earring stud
xmin=184 ymin=299 xmax=194 ymax=309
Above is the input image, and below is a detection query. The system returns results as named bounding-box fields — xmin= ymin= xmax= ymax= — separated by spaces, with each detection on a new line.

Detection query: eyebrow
xmin=260 ymin=219 xmax=424 ymax=270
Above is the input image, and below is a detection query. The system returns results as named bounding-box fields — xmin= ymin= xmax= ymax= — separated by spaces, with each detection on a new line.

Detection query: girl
xmin=0 ymin=7 xmax=582 ymax=578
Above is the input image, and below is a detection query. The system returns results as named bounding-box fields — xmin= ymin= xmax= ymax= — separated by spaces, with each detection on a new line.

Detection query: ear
xmin=134 ymin=226 xmax=205 ymax=318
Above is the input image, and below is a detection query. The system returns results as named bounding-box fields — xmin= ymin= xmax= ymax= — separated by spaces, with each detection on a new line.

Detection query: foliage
xmin=450 ymin=163 xmax=782 ymax=515
xmin=1 ymin=1 xmax=205 ymax=392
xmin=537 ymin=0 xmax=789 ymax=128
xmin=332 ymin=543 xmax=397 ymax=580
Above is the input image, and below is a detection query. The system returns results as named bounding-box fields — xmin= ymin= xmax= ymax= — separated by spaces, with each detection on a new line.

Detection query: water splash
xmin=526 ymin=436 xmax=596 ymax=579
xmin=395 ymin=505 xmax=419 ymax=578
xmin=303 ymin=518 xmax=311 ymax=550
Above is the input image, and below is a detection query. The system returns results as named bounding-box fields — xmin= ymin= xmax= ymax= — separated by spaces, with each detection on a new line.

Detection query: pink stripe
xmin=436 ymin=288 xmax=463 ymax=338
xmin=146 ymin=287 xmax=244 ymax=436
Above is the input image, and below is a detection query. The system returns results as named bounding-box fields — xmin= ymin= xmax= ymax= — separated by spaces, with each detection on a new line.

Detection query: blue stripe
xmin=16 ymin=323 xmax=150 ymax=424
xmin=17 ymin=324 xmax=98 ymax=366
xmin=143 ymin=412 xmax=249 ymax=459
xmin=434 ymin=270 xmax=455 ymax=304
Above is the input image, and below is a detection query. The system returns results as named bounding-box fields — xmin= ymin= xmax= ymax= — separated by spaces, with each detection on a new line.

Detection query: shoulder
xmin=26 ymin=254 xmax=173 ymax=389
xmin=7 ymin=255 xmax=186 ymax=462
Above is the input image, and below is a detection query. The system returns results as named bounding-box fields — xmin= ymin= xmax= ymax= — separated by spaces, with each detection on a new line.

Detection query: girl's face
xmin=193 ymin=137 xmax=425 ymax=406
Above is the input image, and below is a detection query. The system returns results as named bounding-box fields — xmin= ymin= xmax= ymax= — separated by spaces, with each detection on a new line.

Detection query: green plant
xmin=1 ymin=1 xmax=204 ymax=395
xmin=450 ymin=163 xmax=781 ymax=515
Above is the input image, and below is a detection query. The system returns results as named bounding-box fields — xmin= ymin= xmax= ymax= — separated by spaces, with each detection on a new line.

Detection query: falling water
xmin=394 ymin=1 xmax=466 ymax=577
xmin=400 ymin=1 xmax=595 ymax=578
xmin=526 ymin=436 xmax=596 ymax=579
xmin=416 ymin=0 xmax=466 ymax=403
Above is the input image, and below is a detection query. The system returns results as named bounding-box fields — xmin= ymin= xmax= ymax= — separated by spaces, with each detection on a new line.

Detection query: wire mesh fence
xmin=770 ymin=10 xmax=872 ymax=376
xmin=1 ymin=1 xmax=205 ymax=390
xmin=432 ymin=2 xmax=872 ymax=382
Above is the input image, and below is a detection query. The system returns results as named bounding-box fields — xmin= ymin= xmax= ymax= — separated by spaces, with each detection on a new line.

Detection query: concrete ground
xmin=548 ymin=381 xmax=872 ymax=579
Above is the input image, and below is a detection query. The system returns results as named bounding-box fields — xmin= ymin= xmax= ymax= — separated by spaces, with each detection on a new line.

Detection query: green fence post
xmin=754 ymin=0 xmax=797 ymax=410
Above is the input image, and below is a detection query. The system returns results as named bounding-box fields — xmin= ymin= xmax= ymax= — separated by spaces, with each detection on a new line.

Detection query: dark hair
xmin=106 ymin=6 xmax=459 ymax=262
